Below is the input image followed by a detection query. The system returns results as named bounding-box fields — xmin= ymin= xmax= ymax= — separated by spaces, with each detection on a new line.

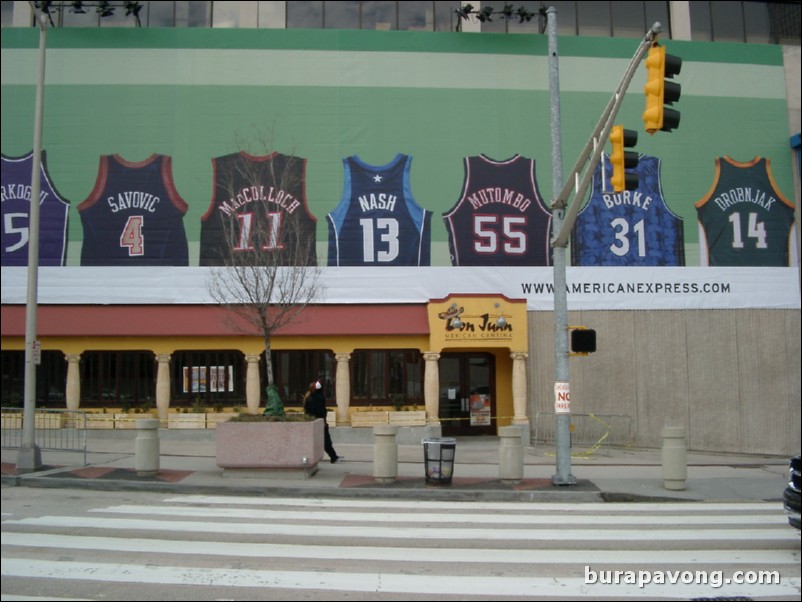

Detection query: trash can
xmin=422 ymin=437 xmax=457 ymax=485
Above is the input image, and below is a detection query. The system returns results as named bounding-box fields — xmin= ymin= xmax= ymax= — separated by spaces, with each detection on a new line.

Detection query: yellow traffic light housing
xmin=643 ymin=42 xmax=682 ymax=134
xmin=609 ymin=125 xmax=639 ymax=192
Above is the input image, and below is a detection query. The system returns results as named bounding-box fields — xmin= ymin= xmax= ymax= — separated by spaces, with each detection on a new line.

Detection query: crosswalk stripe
xmin=3 ymin=559 xmax=799 ymax=599
xmin=166 ymin=496 xmax=783 ymax=513
xmin=5 ymin=515 xmax=797 ymax=541
xmin=92 ymin=504 xmax=789 ymax=525
xmin=2 ymin=532 xmax=797 ymax=565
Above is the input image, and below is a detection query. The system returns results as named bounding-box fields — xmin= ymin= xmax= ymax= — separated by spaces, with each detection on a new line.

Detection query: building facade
xmin=1 ymin=1 xmax=800 ymax=454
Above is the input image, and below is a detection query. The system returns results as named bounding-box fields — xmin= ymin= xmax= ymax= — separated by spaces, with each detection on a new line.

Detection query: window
xmin=352 ymin=349 xmax=423 ymax=406
xmin=270 ymin=350 xmax=334 ymax=406
xmin=286 ymin=1 xmax=461 ymax=31
xmin=81 ymin=351 xmax=155 ymax=408
xmin=0 ymin=350 xmax=66 ymax=407
xmin=171 ymin=350 xmax=244 ymax=407
xmin=689 ymin=1 xmax=793 ymax=44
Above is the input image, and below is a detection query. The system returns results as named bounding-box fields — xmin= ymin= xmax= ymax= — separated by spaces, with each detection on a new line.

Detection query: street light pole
xmin=17 ymin=2 xmax=48 ymax=473
xmin=545 ymin=6 xmax=575 ymax=486
xmin=547 ymin=14 xmax=662 ymax=484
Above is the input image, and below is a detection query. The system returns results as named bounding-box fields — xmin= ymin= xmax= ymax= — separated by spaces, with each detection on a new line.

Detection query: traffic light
xmin=570 ymin=328 xmax=596 ymax=354
xmin=643 ymin=42 xmax=682 ymax=134
xmin=609 ymin=125 xmax=639 ymax=192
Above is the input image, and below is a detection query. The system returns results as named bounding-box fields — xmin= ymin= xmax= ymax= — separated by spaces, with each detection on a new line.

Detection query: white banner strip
xmin=1 ymin=266 xmax=799 ymax=310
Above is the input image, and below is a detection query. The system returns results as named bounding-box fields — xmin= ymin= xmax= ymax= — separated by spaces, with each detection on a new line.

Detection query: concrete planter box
xmin=216 ymin=418 xmax=324 ymax=477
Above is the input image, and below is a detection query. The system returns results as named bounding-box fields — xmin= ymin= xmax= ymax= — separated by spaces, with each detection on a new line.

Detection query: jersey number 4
xmin=120 ymin=215 xmax=144 ymax=256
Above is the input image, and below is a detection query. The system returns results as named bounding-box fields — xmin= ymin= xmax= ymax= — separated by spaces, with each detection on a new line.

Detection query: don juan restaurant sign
xmin=429 ymin=295 xmax=527 ymax=347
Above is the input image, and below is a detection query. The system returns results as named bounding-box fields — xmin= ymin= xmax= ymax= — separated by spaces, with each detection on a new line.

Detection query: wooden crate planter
xmin=86 ymin=412 xmax=115 ymax=429
xmin=167 ymin=412 xmax=207 ymax=429
xmin=1 ymin=412 xmax=23 ymax=430
xmin=350 ymin=411 xmax=389 ymax=427
xmin=216 ymin=418 xmax=324 ymax=477
xmin=35 ymin=412 xmax=64 ymax=429
xmin=388 ymin=410 xmax=427 ymax=427
xmin=114 ymin=413 xmax=142 ymax=430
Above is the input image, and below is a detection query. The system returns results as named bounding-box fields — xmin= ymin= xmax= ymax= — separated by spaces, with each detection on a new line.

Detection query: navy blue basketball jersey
xmin=200 ymin=151 xmax=317 ymax=267
xmin=1 ymin=150 xmax=70 ymax=266
xmin=327 ymin=154 xmax=431 ymax=266
xmin=442 ymin=154 xmax=551 ymax=266
xmin=78 ymin=154 xmax=189 ymax=266
xmin=696 ymin=156 xmax=796 ymax=266
xmin=572 ymin=154 xmax=685 ymax=266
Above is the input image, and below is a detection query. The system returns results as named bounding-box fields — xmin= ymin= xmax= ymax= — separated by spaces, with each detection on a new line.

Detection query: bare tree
xmin=206 ymin=135 xmax=323 ymax=415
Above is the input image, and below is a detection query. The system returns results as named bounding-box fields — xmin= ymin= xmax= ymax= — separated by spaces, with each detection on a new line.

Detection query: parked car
xmin=783 ymin=454 xmax=801 ymax=531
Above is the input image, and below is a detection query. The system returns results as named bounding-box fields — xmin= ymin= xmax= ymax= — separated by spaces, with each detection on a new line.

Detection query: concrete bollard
xmin=135 ymin=418 xmax=160 ymax=477
xmin=661 ymin=426 xmax=687 ymax=491
xmin=498 ymin=425 xmax=524 ymax=484
xmin=373 ymin=424 xmax=398 ymax=483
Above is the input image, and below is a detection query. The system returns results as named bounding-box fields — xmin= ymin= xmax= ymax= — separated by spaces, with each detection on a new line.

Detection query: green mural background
xmin=1 ymin=28 xmax=793 ymax=266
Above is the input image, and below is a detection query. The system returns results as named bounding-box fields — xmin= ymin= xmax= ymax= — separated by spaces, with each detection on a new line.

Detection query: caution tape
xmin=542 ymin=413 xmax=612 ymax=459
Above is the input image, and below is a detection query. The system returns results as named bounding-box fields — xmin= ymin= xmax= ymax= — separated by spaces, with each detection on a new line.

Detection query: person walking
xmin=304 ymin=380 xmax=341 ymax=463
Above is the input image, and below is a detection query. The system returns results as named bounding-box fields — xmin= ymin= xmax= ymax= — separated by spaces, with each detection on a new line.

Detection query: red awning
xmin=0 ymin=304 xmax=429 ymax=337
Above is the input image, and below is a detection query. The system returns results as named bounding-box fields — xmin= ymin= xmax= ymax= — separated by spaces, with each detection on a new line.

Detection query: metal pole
xmin=551 ymin=23 xmax=661 ymax=247
xmin=17 ymin=5 xmax=47 ymax=473
xmin=546 ymin=6 xmax=575 ymax=485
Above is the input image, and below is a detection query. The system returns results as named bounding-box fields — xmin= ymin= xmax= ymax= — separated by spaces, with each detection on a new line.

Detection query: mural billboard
xmin=1 ymin=28 xmax=798 ymax=308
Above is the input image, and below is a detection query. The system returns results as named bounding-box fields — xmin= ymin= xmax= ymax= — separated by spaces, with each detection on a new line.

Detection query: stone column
xmin=510 ymin=352 xmax=528 ymax=425
xmin=65 ymin=354 xmax=81 ymax=411
xmin=423 ymin=352 xmax=440 ymax=424
xmin=245 ymin=354 xmax=261 ymax=414
xmin=155 ymin=354 xmax=171 ymax=422
xmin=335 ymin=353 xmax=351 ymax=425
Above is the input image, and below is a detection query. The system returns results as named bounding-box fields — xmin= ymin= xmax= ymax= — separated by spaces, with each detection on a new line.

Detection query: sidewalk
xmin=1 ymin=429 xmax=791 ymax=503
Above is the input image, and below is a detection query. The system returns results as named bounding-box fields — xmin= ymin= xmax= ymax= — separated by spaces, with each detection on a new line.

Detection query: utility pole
xmin=545 ymin=6 xmax=574 ymax=485
xmin=17 ymin=1 xmax=48 ymax=472
xmin=548 ymin=16 xmax=663 ymax=485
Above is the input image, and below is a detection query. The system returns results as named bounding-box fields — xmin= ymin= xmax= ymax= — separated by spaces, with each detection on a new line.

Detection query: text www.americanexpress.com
xmin=584 ymin=566 xmax=781 ymax=589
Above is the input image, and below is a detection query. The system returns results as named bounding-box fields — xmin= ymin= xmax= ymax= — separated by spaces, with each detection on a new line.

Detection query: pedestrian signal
xmin=570 ymin=328 xmax=597 ymax=354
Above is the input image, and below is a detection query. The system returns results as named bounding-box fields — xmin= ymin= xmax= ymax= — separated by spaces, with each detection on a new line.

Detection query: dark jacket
xmin=304 ymin=389 xmax=327 ymax=419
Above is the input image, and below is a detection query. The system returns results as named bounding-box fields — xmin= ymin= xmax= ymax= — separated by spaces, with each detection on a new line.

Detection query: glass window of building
xmin=145 ymin=1 xmax=177 ymax=26
xmin=61 ymin=5 xmax=100 ymax=27
xmin=767 ymin=1 xmax=801 ymax=44
xmin=80 ymin=351 xmax=155 ymax=409
xmin=213 ymin=1 xmax=244 ymax=27
xmin=549 ymin=1 xmax=579 ymax=36
xmin=324 ymin=0 xmax=359 ymax=29
xmin=744 ymin=1 xmax=771 ymax=43
xmin=258 ymin=1 xmax=286 ymax=28
xmin=171 ymin=350 xmax=245 ymax=408
xmin=287 ymin=0 xmax=323 ymax=27
xmin=578 ymin=1 xmax=612 ymax=37
xmin=1 ymin=1 xmax=13 ymax=27
xmin=710 ymin=0 xmax=746 ymax=42
xmin=689 ymin=0 xmax=713 ymax=41
xmin=270 ymin=350 xmax=334 ymax=406
xmin=0 ymin=350 xmax=65 ymax=407
xmin=175 ymin=1 xmax=211 ymax=27
xmin=352 ymin=349 xmax=423 ymax=406
xmin=433 ymin=1 xmax=460 ymax=31
xmin=612 ymin=1 xmax=646 ymax=38
xmin=362 ymin=1 xmax=396 ymax=30
xmin=644 ymin=1 xmax=670 ymax=37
